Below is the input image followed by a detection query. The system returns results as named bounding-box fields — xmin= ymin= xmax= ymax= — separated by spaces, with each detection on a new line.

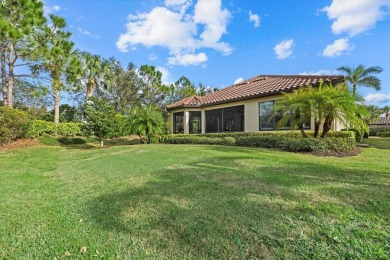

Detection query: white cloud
xmin=116 ymin=0 xmax=232 ymax=66
xmin=322 ymin=38 xmax=354 ymax=58
xmin=234 ymin=77 xmax=244 ymax=84
xmin=44 ymin=4 xmax=61 ymax=15
xmin=364 ymin=92 xmax=390 ymax=105
xmin=77 ymin=27 xmax=100 ymax=38
xmin=299 ymin=70 xmax=338 ymax=75
xmin=322 ymin=0 xmax=390 ymax=36
xmin=156 ymin=66 xmax=170 ymax=84
xmin=249 ymin=10 xmax=260 ymax=28
xmin=274 ymin=39 xmax=294 ymax=59
xmin=168 ymin=52 xmax=207 ymax=66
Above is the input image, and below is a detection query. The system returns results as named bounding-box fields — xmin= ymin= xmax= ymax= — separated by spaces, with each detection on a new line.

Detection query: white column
xmin=184 ymin=111 xmax=189 ymax=134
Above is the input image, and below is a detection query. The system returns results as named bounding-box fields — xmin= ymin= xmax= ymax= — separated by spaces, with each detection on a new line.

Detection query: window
xmin=259 ymin=101 xmax=310 ymax=131
xmin=173 ymin=112 xmax=184 ymax=134
xmin=206 ymin=105 xmax=244 ymax=133
xmin=189 ymin=111 xmax=201 ymax=134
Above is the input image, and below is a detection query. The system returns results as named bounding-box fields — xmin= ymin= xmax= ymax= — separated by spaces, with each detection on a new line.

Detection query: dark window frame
xmin=205 ymin=105 xmax=245 ymax=133
xmin=173 ymin=112 xmax=184 ymax=134
xmin=259 ymin=100 xmax=310 ymax=131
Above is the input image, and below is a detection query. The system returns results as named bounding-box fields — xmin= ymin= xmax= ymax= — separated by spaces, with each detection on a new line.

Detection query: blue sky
xmin=44 ymin=0 xmax=390 ymax=107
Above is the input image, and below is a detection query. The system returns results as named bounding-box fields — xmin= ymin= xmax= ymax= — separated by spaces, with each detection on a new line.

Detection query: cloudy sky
xmin=44 ymin=0 xmax=390 ymax=106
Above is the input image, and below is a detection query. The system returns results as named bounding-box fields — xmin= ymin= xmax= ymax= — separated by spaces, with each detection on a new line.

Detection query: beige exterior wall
xmin=169 ymin=95 xmax=345 ymax=134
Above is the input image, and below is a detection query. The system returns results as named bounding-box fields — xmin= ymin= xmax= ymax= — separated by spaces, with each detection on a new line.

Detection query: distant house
xmin=167 ymin=75 xmax=345 ymax=134
xmin=370 ymin=114 xmax=390 ymax=125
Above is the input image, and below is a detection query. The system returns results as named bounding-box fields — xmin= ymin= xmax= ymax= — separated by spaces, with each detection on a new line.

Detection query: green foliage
xmin=161 ymin=131 xmax=356 ymax=153
xmin=44 ymin=104 xmax=79 ymax=122
xmin=0 ymin=107 xmax=30 ymax=145
xmin=82 ymin=97 xmax=117 ymax=146
xmin=338 ymin=64 xmax=383 ymax=96
xmin=377 ymin=132 xmax=390 ymax=138
xmin=131 ymin=105 xmax=165 ymax=143
xmin=24 ymin=120 xmax=56 ymax=138
xmin=56 ymin=122 xmax=82 ymax=136
xmin=341 ymin=128 xmax=364 ymax=143
xmin=369 ymin=126 xmax=390 ymax=136
xmin=38 ymin=134 xmax=60 ymax=146
xmin=57 ymin=137 xmax=86 ymax=145
xmin=111 ymin=114 xmax=132 ymax=138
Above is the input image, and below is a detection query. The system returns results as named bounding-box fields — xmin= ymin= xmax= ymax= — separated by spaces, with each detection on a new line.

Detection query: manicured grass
xmin=1 ymin=141 xmax=389 ymax=258
xmin=362 ymin=137 xmax=390 ymax=150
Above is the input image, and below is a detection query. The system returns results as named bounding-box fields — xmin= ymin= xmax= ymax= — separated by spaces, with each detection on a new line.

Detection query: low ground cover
xmin=0 ymin=141 xmax=389 ymax=258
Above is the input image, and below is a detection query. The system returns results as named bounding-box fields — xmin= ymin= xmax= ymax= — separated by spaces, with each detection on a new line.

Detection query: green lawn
xmin=1 ymin=141 xmax=389 ymax=259
xmin=362 ymin=137 xmax=390 ymax=150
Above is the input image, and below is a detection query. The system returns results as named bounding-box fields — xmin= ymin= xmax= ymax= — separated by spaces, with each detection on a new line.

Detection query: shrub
xmin=341 ymin=128 xmax=363 ymax=143
xmin=377 ymin=132 xmax=390 ymax=137
xmin=112 ymin=115 xmax=132 ymax=138
xmin=0 ymin=107 xmax=30 ymax=145
xmin=369 ymin=126 xmax=390 ymax=136
xmin=56 ymin=123 xmax=82 ymax=136
xmin=24 ymin=120 xmax=56 ymax=138
xmin=57 ymin=137 xmax=86 ymax=145
xmin=39 ymin=134 xmax=61 ymax=146
xmin=162 ymin=136 xmax=235 ymax=146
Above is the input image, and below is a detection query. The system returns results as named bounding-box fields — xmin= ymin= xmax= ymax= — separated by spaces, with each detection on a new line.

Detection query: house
xmin=167 ymin=75 xmax=345 ymax=134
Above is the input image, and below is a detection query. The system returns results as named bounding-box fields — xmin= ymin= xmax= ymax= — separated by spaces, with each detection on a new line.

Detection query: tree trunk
xmin=100 ymin=139 xmax=104 ymax=148
xmin=86 ymin=81 xmax=95 ymax=100
xmin=321 ymin=115 xmax=333 ymax=138
xmin=53 ymin=89 xmax=60 ymax=124
xmin=298 ymin=123 xmax=308 ymax=138
xmin=314 ymin=120 xmax=321 ymax=138
xmin=7 ymin=42 xmax=14 ymax=107
xmin=1 ymin=42 xmax=7 ymax=106
xmin=352 ymin=84 xmax=357 ymax=97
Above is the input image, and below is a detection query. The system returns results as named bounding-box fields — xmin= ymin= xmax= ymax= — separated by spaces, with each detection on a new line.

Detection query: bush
xmin=39 ymin=134 xmax=61 ymax=146
xmin=369 ymin=126 xmax=390 ymax=136
xmin=377 ymin=132 xmax=390 ymax=137
xmin=57 ymin=137 xmax=86 ymax=145
xmin=341 ymin=128 xmax=363 ymax=143
xmin=161 ymin=131 xmax=356 ymax=153
xmin=111 ymin=115 xmax=132 ymax=138
xmin=24 ymin=120 xmax=56 ymax=138
xmin=56 ymin=123 xmax=82 ymax=136
xmin=0 ymin=107 xmax=30 ymax=145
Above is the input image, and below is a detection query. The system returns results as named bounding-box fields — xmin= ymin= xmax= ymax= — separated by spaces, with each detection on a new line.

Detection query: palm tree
xmin=278 ymin=81 xmax=368 ymax=138
xmin=383 ymin=105 xmax=390 ymax=125
xmin=337 ymin=64 xmax=383 ymax=96
xmin=131 ymin=105 xmax=165 ymax=143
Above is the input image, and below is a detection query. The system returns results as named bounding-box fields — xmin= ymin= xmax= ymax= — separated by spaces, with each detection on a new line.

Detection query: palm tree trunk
xmin=314 ymin=119 xmax=321 ymax=138
xmin=298 ymin=123 xmax=308 ymax=138
xmin=53 ymin=89 xmax=60 ymax=124
xmin=7 ymin=42 xmax=14 ymax=108
xmin=352 ymin=84 xmax=357 ymax=97
xmin=86 ymin=81 xmax=95 ymax=99
xmin=321 ymin=115 xmax=334 ymax=138
xmin=1 ymin=43 xmax=7 ymax=106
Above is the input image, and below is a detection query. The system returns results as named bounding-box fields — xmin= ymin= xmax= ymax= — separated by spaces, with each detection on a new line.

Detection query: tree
xmin=0 ymin=0 xmax=46 ymax=107
xmin=44 ymin=104 xmax=78 ymax=123
xmin=168 ymin=76 xmax=196 ymax=104
xmin=383 ymin=105 xmax=390 ymax=125
xmin=75 ymin=52 xmax=113 ymax=100
xmin=363 ymin=105 xmax=382 ymax=125
xmin=83 ymin=97 xmax=117 ymax=148
xmin=278 ymin=82 xmax=367 ymax=138
xmin=101 ymin=58 xmax=141 ymax=113
xmin=139 ymin=65 xmax=169 ymax=109
xmin=131 ymin=105 xmax=165 ymax=143
xmin=31 ymin=15 xmax=81 ymax=124
xmin=337 ymin=64 xmax=383 ymax=96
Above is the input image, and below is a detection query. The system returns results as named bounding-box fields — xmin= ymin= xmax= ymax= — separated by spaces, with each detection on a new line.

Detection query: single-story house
xmin=167 ymin=75 xmax=345 ymax=134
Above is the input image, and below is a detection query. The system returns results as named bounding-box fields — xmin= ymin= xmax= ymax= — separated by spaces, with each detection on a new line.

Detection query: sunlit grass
xmin=0 ymin=142 xmax=389 ymax=258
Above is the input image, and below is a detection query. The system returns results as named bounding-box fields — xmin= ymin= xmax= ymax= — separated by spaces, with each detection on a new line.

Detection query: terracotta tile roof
xmin=167 ymin=75 xmax=345 ymax=110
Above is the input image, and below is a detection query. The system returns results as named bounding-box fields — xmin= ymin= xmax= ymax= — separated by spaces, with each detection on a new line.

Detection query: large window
xmin=259 ymin=101 xmax=310 ymax=131
xmin=173 ymin=112 xmax=184 ymax=134
xmin=189 ymin=111 xmax=201 ymax=134
xmin=206 ymin=105 xmax=244 ymax=133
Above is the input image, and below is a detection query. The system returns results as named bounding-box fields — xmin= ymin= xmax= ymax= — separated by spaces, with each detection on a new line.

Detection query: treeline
xmin=0 ymin=0 xmax=214 ymax=127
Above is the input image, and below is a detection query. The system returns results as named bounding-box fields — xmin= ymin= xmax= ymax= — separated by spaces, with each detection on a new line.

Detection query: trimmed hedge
xmin=24 ymin=120 xmax=82 ymax=138
xmin=377 ymin=132 xmax=390 ymax=137
xmin=341 ymin=128 xmax=364 ymax=143
xmin=0 ymin=107 xmax=31 ymax=145
xmin=161 ymin=131 xmax=356 ymax=153
xmin=369 ymin=126 xmax=390 ymax=136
